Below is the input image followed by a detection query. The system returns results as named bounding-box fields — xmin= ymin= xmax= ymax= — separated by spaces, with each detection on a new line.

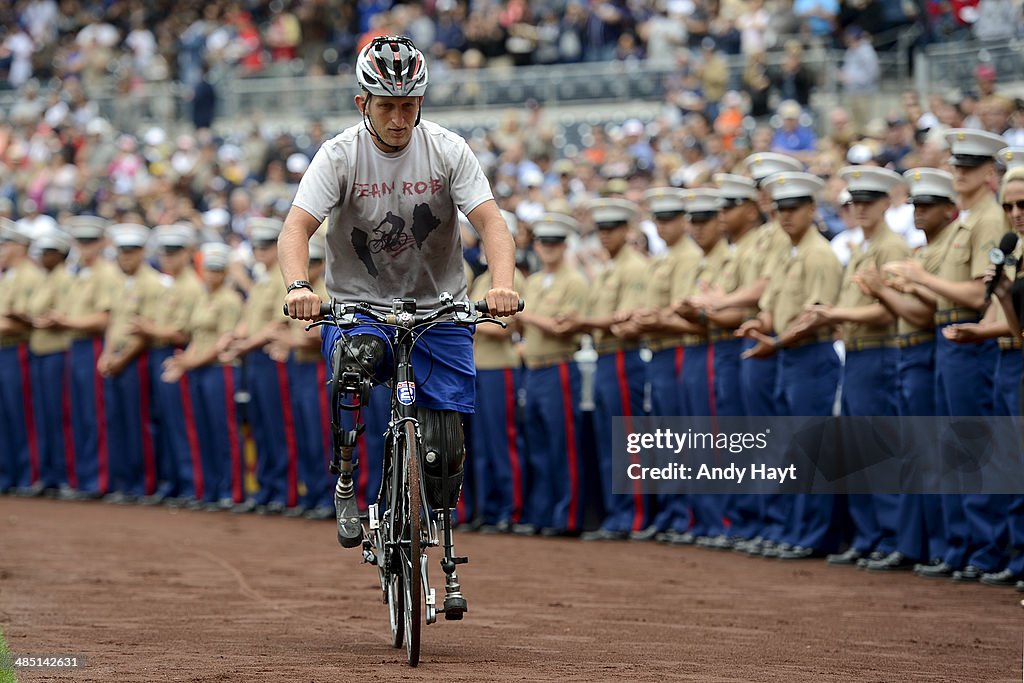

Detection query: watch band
xmin=286 ymin=280 xmax=313 ymax=294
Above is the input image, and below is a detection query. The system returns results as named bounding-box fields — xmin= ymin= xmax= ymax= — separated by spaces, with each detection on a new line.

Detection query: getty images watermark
xmin=612 ymin=416 xmax=1024 ymax=495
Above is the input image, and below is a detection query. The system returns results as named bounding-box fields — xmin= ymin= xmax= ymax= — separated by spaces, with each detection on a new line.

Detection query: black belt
xmin=896 ymin=332 xmax=935 ymax=349
xmin=708 ymin=328 xmax=740 ymax=344
xmin=524 ymin=352 xmax=576 ymax=369
xmin=845 ymin=336 xmax=898 ymax=352
xmin=934 ymin=308 xmax=978 ymax=325
xmin=998 ymin=336 xmax=1023 ymax=351
xmin=788 ymin=331 xmax=834 ymax=349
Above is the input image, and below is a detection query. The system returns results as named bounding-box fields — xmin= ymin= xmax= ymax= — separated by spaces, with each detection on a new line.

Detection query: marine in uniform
xmin=220 ymin=218 xmax=294 ymax=513
xmin=518 ymin=213 xmax=590 ymax=536
xmin=468 ymin=240 xmax=527 ymax=533
xmin=100 ymin=224 xmax=168 ymax=500
xmin=135 ymin=225 xmax=205 ymax=505
xmin=631 ymin=188 xmax=703 ymax=542
xmin=46 ymin=216 xmax=121 ymax=499
xmin=569 ymin=198 xmax=651 ymax=540
xmin=801 ymin=166 xmax=910 ymax=567
xmin=740 ymin=172 xmax=843 ymax=560
xmin=0 ymin=220 xmax=43 ymax=493
xmin=161 ymin=242 xmax=244 ymax=509
xmin=856 ymin=168 xmax=957 ymax=572
xmin=888 ymin=130 xmax=1008 ymax=580
xmin=24 ymin=228 xmax=75 ymax=494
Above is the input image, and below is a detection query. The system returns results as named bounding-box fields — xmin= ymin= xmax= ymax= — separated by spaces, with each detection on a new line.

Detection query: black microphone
xmin=985 ymin=232 xmax=1020 ymax=302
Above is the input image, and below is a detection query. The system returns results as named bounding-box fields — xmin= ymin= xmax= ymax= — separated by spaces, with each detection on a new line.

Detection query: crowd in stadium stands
xmin=7 ymin=1 xmax=1024 ymax=592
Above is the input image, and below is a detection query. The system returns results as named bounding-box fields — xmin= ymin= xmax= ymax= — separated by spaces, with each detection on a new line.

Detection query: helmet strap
xmin=361 ymin=93 xmax=403 ymax=152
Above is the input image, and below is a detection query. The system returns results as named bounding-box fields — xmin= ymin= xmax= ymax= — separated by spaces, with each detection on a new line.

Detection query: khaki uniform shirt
xmin=243 ymin=269 xmax=287 ymax=343
xmin=62 ymin=258 xmax=121 ymax=341
xmin=837 ymin=225 xmax=911 ymax=344
xmin=150 ymin=267 xmax=204 ymax=347
xmin=188 ymin=284 xmax=243 ymax=364
xmin=761 ymin=228 xmax=843 ymax=333
xmin=470 ymin=269 xmax=526 ymax=370
xmin=646 ymin=236 xmax=702 ymax=350
xmin=897 ymin=225 xmax=952 ymax=336
xmin=0 ymin=260 xmax=44 ymax=346
xmin=723 ymin=226 xmax=768 ymax=323
xmin=934 ymin=194 xmax=1006 ymax=313
xmin=106 ymin=263 xmax=169 ymax=356
xmin=521 ymin=262 xmax=588 ymax=369
xmin=27 ymin=263 xmax=74 ymax=355
xmin=588 ymin=245 xmax=648 ymax=353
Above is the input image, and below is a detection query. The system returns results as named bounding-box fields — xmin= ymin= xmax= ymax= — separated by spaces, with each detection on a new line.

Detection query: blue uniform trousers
xmin=593 ymin=349 xmax=650 ymax=533
xmin=522 ymin=362 xmax=584 ymax=532
xmin=647 ymin=347 xmax=689 ymax=533
xmin=30 ymin=351 xmax=71 ymax=489
xmin=895 ymin=340 xmax=943 ymax=562
xmin=0 ymin=345 xmax=35 ymax=490
xmin=245 ymin=351 xmax=298 ymax=507
xmin=934 ymin=330 xmax=1000 ymax=569
xmin=471 ymin=367 xmax=527 ymax=526
xmin=777 ymin=342 xmax=841 ymax=552
xmin=150 ymin=346 xmax=202 ymax=500
xmin=287 ymin=358 xmax=336 ymax=510
xmin=680 ymin=343 xmax=726 ymax=537
xmin=840 ymin=347 xmax=900 ymax=554
xmin=714 ymin=337 xmax=759 ymax=539
xmin=740 ymin=338 xmax=787 ymax=541
xmin=68 ymin=338 xmax=109 ymax=494
xmin=105 ymin=352 xmax=157 ymax=496
xmin=189 ymin=364 xmax=244 ymax=503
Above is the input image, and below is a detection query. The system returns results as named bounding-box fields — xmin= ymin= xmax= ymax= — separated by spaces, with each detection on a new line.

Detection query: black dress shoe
xmin=231 ymin=499 xmax=258 ymax=514
xmin=1016 ymin=580 xmax=1024 ymax=592
xmin=669 ymin=531 xmax=696 ymax=545
xmin=580 ymin=528 xmax=628 ymax=541
xmin=826 ymin=547 xmax=862 ymax=566
xmin=761 ymin=541 xmax=787 ymax=558
xmin=855 ymin=551 xmax=886 ymax=569
xmin=980 ymin=568 xmax=1022 ymax=587
xmin=17 ymin=482 xmax=47 ymax=497
xmin=915 ymin=561 xmax=955 ymax=578
xmin=629 ymin=525 xmax=660 ymax=542
xmin=952 ymin=565 xmax=983 ymax=582
xmin=778 ymin=545 xmax=817 ymax=560
xmin=539 ymin=527 xmax=578 ymax=538
xmin=283 ymin=505 xmax=307 ymax=518
xmin=512 ymin=523 xmax=538 ymax=536
xmin=866 ymin=552 xmax=918 ymax=572
xmin=479 ymin=520 xmax=512 ymax=534
xmin=303 ymin=506 xmax=334 ymax=520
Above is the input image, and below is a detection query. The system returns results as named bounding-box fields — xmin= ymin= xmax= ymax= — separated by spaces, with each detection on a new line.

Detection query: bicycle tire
xmin=402 ymin=420 xmax=422 ymax=667
xmin=387 ymin=570 xmax=404 ymax=648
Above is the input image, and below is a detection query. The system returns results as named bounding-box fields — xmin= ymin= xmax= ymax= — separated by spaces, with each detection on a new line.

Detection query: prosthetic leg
xmin=331 ymin=335 xmax=384 ymax=548
xmin=419 ymin=408 xmax=468 ymax=619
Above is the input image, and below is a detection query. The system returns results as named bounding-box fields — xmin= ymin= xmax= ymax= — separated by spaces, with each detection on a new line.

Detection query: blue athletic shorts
xmin=321 ymin=318 xmax=476 ymax=413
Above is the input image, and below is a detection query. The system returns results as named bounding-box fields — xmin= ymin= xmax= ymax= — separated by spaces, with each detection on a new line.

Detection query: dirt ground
xmin=0 ymin=497 xmax=1021 ymax=682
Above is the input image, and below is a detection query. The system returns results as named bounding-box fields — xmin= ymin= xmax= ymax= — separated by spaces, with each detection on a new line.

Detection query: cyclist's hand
xmin=285 ymin=288 xmax=322 ymax=320
xmin=485 ymin=287 xmax=520 ymax=317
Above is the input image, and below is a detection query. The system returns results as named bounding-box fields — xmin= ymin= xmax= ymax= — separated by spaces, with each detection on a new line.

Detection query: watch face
xmin=989 ymin=247 xmax=1006 ymax=266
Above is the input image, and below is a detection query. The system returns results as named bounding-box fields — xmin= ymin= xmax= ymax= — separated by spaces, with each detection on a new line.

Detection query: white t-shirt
xmin=292 ymin=119 xmax=493 ymax=312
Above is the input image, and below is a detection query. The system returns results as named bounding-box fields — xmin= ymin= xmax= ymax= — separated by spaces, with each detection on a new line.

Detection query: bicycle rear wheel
xmin=401 ymin=420 xmax=422 ymax=667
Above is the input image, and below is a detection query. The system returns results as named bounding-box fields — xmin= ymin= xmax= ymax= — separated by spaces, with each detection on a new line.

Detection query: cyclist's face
xmin=357 ymin=94 xmax=422 ymax=150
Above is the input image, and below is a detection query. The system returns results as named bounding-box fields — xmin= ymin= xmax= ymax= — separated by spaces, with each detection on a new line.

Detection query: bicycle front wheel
xmin=401 ymin=420 xmax=422 ymax=667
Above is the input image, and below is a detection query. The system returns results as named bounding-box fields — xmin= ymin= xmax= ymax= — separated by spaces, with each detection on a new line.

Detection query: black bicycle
xmin=297 ymin=292 xmax=519 ymax=666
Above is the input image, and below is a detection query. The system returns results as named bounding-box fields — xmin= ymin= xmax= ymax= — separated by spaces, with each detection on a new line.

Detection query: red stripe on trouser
xmin=558 ymin=362 xmax=580 ymax=532
xmin=61 ymin=353 xmax=77 ymax=489
xmin=614 ymin=350 xmax=644 ymax=532
xmin=223 ymin=366 xmax=243 ymax=503
xmin=93 ymin=338 xmax=109 ymax=493
xmin=18 ymin=345 xmax=40 ymax=483
xmin=705 ymin=345 xmax=728 ymax=530
xmin=137 ymin=353 xmax=157 ymax=495
xmin=179 ymin=373 xmax=204 ymax=500
xmin=675 ymin=347 xmax=684 ymax=377
xmin=503 ymin=368 xmax=523 ymax=523
xmin=316 ymin=362 xmax=340 ymax=507
xmin=275 ymin=360 xmax=299 ymax=508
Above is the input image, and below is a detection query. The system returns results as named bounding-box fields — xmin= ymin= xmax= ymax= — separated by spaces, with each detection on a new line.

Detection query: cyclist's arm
xmin=280 ymin=206 xmax=325 ymax=319
xmin=467 ymin=200 xmax=519 ymax=315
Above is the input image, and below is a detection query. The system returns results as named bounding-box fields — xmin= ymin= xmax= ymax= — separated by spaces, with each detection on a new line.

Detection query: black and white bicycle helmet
xmin=355 ymin=35 xmax=429 ymax=97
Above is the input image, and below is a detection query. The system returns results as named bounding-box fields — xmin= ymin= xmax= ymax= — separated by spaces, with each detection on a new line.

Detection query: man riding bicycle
xmin=279 ymin=35 xmax=520 ymax=557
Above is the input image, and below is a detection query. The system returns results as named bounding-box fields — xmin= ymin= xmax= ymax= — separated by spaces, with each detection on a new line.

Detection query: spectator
xmin=743 ymin=51 xmax=773 ymax=119
xmin=794 ymin=0 xmax=839 ymax=37
xmin=698 ymin=38 xmax=729 ymax=118
xmin=771 ymin=100 xmax=817 ymax=157
xmin=840 ymin=25 xmax=879 ymax=134
xmin=772 ymin=40 xmax=815 ymax=108
xmin=737 ymin=0 xmax=772 ymax=55
xmin=191 ymin=64 xmax=217 ymax=131
xmin=972 ymin=0 xmax=1018 ymax=42
xmin=3 ymin=22 xmax=36 ymax=88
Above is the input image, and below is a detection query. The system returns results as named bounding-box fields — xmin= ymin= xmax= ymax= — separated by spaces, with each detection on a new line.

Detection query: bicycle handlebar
xmin=282 ymin=298 xmax=524 ymax=325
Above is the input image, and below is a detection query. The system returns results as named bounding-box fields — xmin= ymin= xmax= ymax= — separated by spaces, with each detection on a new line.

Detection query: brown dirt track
xmin=1 ymin=497 xmax=1021 ymax=682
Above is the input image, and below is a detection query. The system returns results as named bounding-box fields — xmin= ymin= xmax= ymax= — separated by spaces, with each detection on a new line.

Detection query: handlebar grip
xmin=282 ymin=302 xmax=335 ymax=318
xmin=474 ymin=299 xmax=525 ymax=314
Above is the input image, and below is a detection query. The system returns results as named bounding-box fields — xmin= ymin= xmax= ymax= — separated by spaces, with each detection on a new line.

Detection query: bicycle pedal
xmin=362 ymin=548 xmax=377 ymax=565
